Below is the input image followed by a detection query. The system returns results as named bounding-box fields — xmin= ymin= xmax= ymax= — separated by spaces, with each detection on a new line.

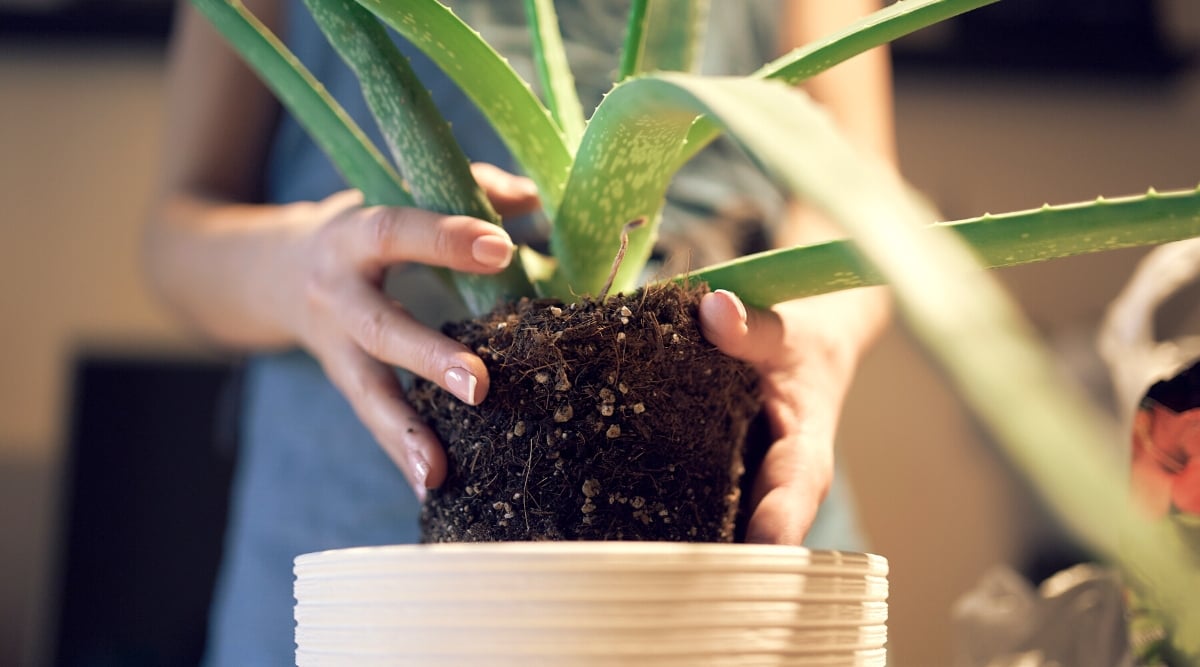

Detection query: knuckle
xmin=354 ymin=307 xmax=390 ymax=356
xmin=407 ymin=337 xmax=444 ymax=380
xmin=345 ymin=364 xmax=383 ymax=411
xmin=302 ymin=265 xmax=333 ymax=313
xmin=430 ymin=217 xmax=459 ymax=260
xmin=364 ymin=207 xmax=397 ymax=257
xmin=345 ymin=369 xmax=372 ymax=406
xmin=309 ymin=222 xmax=344 ymax=272
xmin=317 ymin=207 xmax=355 ymax=248
xmin=321 ymin=357 xmax=366 ymax=407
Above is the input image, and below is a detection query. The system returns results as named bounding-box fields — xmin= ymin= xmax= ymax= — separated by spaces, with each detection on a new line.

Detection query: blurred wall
xmin=2 ymin=6 xmax=1200 ymax=666
xmin=0 ymin=40 xmax=197 ymax=666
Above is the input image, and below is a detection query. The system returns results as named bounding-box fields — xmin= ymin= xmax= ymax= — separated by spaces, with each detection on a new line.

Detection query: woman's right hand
xmin=154 ymin=8 xmax=540 ymax=499
xmin=283 ymin=165 xmax=539 ymax=498
xmin=148 ymin=160 xmax=539 ymax=500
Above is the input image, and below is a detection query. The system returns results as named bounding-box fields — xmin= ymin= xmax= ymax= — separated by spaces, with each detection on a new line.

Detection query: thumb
xmin=699 ymin=289 xmax=783 ymax=365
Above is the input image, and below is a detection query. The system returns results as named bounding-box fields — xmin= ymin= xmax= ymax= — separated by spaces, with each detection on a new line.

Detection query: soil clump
xmin=410 ymin=282 xmax=762 ymax=542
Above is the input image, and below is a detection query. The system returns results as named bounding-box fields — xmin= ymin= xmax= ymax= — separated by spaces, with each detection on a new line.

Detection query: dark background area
xmin=48 ymin=355 xmax=238 ymax=666
xmin=0 ymin=0 xmax=1191 ymax=76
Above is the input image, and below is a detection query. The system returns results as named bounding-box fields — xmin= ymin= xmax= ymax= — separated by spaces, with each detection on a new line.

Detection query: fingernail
xmin=715 ymin=289 xmax=747 ymax=324
xmin=444 ymin=367 xmax=480 ymax=405
xmin=408 ymin=449 xmax=429 ymax=501
xmin=514 ymin=176 xmax=538 ymax=198
xmin=472 ymin=235 xmax=514 ymax=268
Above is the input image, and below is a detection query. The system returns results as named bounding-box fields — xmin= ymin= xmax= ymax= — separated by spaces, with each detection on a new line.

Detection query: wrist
xmin=145 ymin=193 xmax=320 ymax=351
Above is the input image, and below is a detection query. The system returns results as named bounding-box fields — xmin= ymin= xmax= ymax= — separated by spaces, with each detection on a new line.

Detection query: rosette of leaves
xmin=193 ymin=0 xmax=1200 ymax=656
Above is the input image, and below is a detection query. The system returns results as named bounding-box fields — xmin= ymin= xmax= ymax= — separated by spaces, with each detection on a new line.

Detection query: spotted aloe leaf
xmin=617 ymin=0 xmax=707 ymax=81
xmin=190 ymin=0 xmax=410 ymax=207
xmin=617 ymin=71 xmax=1200 ymax=656
xmin=548 ymin=0 xmax=1003 ymax=299
xmin=354 ymin=0 xmax=573 ymax=217
xmin=639 ymin=0 xmax=709 ymax=74
xmin=303 ymin=0 xmax=493 ymax=220
xmin=302 ymin=0 xmax=534 ymax=313
xmin=546 ymin=84 xmax=686 ymax=297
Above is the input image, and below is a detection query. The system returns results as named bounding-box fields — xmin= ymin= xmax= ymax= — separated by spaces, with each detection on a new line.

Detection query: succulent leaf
xmin=305 ymin=0 xmax=534 ymax=313
xmin=692 ymin=187 xmax=1200 ymax=308
xmin=353 ymin=0 xmax=573 ymax=216
xmin=523 ymin=0 xmax=586 ymax=149
xmin=190 ymin=0 xmax=410 ymax=207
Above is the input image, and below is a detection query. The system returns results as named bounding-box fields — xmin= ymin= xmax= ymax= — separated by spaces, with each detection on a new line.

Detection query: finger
xmin=332 ymin=205 xmax=515 ymax=274
xmin=320 ymin=342 xmax=448 ymax=497
xmin=743 ymin=435 xmax=832 ymax=545
xmin=324 ymin=188 xmax=365 ymax=207
xmin=316 ymin=278 xmax=491 ymax=405
xmin=699 ymin=289 xmax=783 ymax=365
xmin=470 ymin=162 xmax=541 ymax=218
xmin=744 ymin=482 xmax=823 ymax=546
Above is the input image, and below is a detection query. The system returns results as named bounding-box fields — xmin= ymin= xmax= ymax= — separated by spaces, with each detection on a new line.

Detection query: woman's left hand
xmin=699 ymin=287 xmax=886 ymax=545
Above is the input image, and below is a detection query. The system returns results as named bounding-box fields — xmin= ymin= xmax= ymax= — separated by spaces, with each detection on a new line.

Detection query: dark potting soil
xmin=409 ymin=282 xmax=762 ymax=543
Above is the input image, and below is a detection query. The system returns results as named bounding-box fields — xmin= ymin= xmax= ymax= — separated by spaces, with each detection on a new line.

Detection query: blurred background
xmin=1 ymin=0 xmax=1199 ymax=665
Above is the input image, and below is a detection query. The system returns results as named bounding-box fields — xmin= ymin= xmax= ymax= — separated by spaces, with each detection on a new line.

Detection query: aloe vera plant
xmin=193 ymin=0 xmax=1200 ymax=657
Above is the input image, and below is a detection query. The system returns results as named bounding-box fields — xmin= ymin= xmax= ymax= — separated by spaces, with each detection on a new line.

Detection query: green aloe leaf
xmin=303 ymin=0 xmax=493 ymax=220
xmin=551 ymin=0 xmax=1003 ymax=299
xmin=353 ymin=0 xmax=573 ymax=216
xmin=640 ymin=0 xmax=709 ymax=74
xmin=691 ymin=188 xmax=1200 ymax=309
xmin=523 ymin=0 xmax=586 ymax=149
xmin=303 ymin=0 xmax=534 ymax=313
xmin=602 ymin=72 xmax=1200 ymax=656
xmin=618 ymin=0 xmax=708 ymax=81
xmin=547 ymin=81 xmax=689 ymax=298
xmin=676 ymin=0 xmax=1000 ymax=168
xmin=756 ymin=0 xmax=999 ymax=84
xmin=616 ymin=0 xmax=649 ymax=81
xmin=190 ymin=0 xmax=410 ymax=207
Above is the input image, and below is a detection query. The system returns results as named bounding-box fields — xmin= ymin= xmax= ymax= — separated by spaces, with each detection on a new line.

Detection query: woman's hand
xmin=148 ymin=163 xmax=539 ymax=499
xmin=290 ymin=165 xmax=540 ymax=498
xmin=153 ymin=7 xmax=542 ymax=499
xmin=699 ymin=287 xmax=887 ymax=544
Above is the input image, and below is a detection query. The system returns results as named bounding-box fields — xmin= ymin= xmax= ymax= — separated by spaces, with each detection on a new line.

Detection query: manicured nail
xmin=472 ymin=235 xmax=514 ymax=268
xmin=715 ymin=289 xmax=747 ymax=324
xmin=444 ymin=367 xmax=480 ymax=405
xmin=408 ymin=449 xmax=429 ymax=501
xmin=514 ymin=176 xmax=539 ymax=198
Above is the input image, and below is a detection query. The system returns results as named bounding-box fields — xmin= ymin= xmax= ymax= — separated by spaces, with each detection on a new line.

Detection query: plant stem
xmin=599 ymin=218 xmax=645 ymax=300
